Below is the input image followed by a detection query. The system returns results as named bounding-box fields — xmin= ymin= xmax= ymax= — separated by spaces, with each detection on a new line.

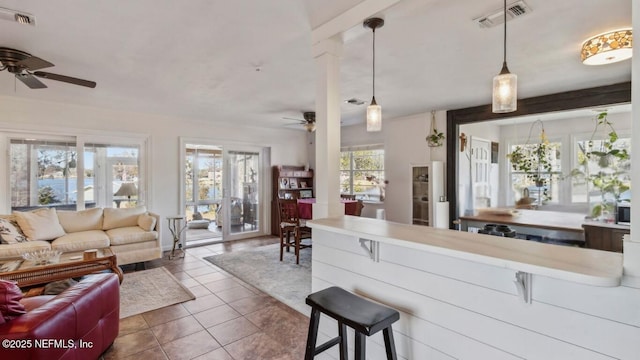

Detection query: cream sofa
xmin=0 ymin=206 xmax=161 ymax=266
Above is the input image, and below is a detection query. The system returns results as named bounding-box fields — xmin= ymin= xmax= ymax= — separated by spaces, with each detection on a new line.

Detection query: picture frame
xmin=279 ymin=178 xmax=288 ymax=189
xmin=299 ymin=189 xmax=313 ymax=199
xmin=289 ymin=178 xmax=298 ymax=189
xmin=300 ymin=181 xmax=307 ymax=188
xmin=284 ymin=192 xmax=294 ymax=199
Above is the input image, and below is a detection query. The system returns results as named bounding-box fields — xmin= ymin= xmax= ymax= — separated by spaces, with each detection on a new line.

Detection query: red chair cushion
xmin=0 ymin=280 xmax=26 ymax=321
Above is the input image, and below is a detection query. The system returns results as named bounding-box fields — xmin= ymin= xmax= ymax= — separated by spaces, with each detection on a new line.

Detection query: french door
xmin=181 ymin=139 xmax=266 ymax=245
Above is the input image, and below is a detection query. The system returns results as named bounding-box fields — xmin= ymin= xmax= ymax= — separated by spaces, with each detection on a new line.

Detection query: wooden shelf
xmin=271 ymin=165 xmax=314 ymax=235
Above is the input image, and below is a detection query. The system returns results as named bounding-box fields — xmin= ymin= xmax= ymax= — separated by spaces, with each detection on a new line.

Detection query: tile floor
xmin=102 ymin=236 xmax=311 ymax=360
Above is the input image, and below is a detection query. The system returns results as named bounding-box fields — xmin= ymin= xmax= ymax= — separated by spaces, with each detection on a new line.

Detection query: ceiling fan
xmin=0 ymin=47 xmax=96 ymax=89
xmin=283 ymin=111 xmax=316 ymax=132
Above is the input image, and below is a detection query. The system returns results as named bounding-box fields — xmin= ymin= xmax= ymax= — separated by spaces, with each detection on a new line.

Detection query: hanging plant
xmin=426 ymin=110 xmax=445 ymax=147
xmin=506 ymin=120 xmax=559 ymax=203
xmin=567 ymin=111 xmax=630 ymax=219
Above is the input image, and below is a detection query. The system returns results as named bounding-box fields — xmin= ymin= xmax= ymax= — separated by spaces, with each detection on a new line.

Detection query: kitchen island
xmin=307 ymin=216 xmax=637 ymax=360
xmin=459 ymin=209 xmax=586 ymax=243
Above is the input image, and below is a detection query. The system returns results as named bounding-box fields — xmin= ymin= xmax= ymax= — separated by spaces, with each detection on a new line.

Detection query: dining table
xmin=297 ymin=198 xmax=359 ymax=219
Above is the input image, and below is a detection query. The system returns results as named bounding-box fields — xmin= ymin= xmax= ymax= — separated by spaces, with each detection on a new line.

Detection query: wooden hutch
xmin=271 ymin=165 xmax=314 ymax=235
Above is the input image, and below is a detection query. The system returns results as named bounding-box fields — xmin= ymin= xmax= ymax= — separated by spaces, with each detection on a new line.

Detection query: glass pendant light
xmin=492 ymin=0 xmax=517 ymax=113
xmin=364 ymin=18 xmax=384 ymax=131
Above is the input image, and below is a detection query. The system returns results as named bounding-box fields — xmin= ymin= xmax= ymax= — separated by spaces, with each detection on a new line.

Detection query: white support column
xmin=623 ymin=0 xmax=640 ymax=282
xmin=313 ymin=38 xmax=344 ymax=219
xmin=310 ymin=0 xmax=401 ymax=219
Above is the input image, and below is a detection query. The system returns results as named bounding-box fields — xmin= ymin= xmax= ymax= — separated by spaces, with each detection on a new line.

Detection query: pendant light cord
xmin=503 ymin=0 xmax=507 ymax=65
xmin=372 ymin=27 xmax=376 ymax=98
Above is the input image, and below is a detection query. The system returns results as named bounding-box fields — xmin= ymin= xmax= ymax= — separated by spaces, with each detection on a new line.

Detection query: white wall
xmin=0 ymin=95 xmax=309 ymax=250
xmin=340 ymin=111 xmax=447 ymax=223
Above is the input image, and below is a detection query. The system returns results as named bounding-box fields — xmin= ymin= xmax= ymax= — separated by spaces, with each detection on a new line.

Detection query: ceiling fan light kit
xmin=364 ymin=17 xmax=384 ymax=132
xmin=0 ymin=47 xmax=96 ymax=89
xmin=581 ymin=29 xmax=633 ymax=65
xmin=492 ymin=0 xmax=517 ymax=113
xmin=303 ymin=111 xmax=316 ymax=132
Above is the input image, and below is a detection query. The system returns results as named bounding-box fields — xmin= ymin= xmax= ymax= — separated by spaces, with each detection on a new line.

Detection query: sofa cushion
xmin=0 ymin=240 xmax=51 ymax=259
xmin=51 ymin=230 xmax=110 ymax=252
xmin=0 ymin=217 xmax=28 ymax=244
xmin=0 ymin=280 xmax=26 ymax=322
xmin=103 ymin=206 xmax=147 ymax=230
xmin=106 ymin=226 xmax=158 ymax=246
xmin=14 ymin=208 xmax=66 ymax=241
xmin=57 ymin=208 xmax=104 ymax=233
xmin=137 ymin=213 xmax=157 ymax=232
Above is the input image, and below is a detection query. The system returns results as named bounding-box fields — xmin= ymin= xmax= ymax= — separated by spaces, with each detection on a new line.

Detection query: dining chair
xmin=277 ymin=198 xmax=311 ymax=264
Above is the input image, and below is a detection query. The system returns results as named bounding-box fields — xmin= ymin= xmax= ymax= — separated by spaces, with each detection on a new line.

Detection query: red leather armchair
xmin=0 ymin=273 xmax=120 ymax=360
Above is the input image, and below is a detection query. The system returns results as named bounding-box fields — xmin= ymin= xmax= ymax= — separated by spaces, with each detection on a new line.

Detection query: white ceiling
xmin=0 ymin=0 xmax=632 ymax=130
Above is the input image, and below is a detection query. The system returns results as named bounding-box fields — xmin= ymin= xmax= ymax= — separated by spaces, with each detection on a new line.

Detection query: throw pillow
xmin=44 ymin=278 xmax=78 ymax=295
xmin=137 ymin=214 xmax=157 ymax=232
xmin=0 ymin=280 xmax=26 ymax=322
xmin=103 ymin=206 xmax=147 ymax=230
xmin=0 ymin=218 xmax=28 ymax=244
xmin=57 ymin=208 xmax=104 ymax=233
xmin=14 ymin=208 xmax=66 ymax=241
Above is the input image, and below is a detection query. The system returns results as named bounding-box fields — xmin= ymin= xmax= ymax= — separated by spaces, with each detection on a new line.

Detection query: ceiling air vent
xmin=474 ymin=1 xmax=531 ymax=29
xmin=0 ymin=7 xmax=36 ymax=26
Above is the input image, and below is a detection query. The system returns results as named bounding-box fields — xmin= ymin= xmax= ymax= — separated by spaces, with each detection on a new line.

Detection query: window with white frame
xmin=506 ymin=130 xmax=631 ymax=209
xmin=508 ymin=140 xmax=562 ymax=205
xmin=8 ymin=134 xmax=145 ymax=211
xmin=571 ymin=133 xmax=631 ymax=205
xmin=340 ymin=146 xmax=385 ymax=201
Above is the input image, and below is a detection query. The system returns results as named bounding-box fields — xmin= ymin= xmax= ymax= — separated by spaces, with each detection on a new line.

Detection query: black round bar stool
xmin=304 ymin=286 xmax=400 ymax=360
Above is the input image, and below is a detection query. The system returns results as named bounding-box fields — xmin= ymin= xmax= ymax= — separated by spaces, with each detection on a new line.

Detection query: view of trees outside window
xmin=184 ymin=146 xmax=222 ymax=220
xmin=10 ymin=139 xmax=141 ymax=211
xmin=85 ymin=143 xmax=140 ymax=208
xmin=10 ymin=140 xmax=77 ymax=209
xmin=340 ymin=148 xmax=385 ymax=201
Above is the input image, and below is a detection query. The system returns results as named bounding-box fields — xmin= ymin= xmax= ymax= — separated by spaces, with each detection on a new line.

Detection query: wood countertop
xmin=459 ymin=209 xmax=586 ymax=233
xmin=308 ymin=216 xmax=623 ymax=287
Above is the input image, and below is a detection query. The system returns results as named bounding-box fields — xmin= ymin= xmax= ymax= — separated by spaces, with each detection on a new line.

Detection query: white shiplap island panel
xmin=307 ymin=216 xmax=639 ymax=360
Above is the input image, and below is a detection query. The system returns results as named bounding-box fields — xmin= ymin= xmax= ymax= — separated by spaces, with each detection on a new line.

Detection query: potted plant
xmin=569 ymin=112 xmax=630 ymax=219
xmin=426 ymin=110 xmax=445 ymax=147
xmin=427 ymin=128 xmax=445 ymax=147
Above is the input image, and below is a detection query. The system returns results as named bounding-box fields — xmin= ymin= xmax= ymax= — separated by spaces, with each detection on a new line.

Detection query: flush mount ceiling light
xmin=364 ymin=17 xmax=384 ymax=132
xmin=492 ymin=0 xmax=517 ymax=113
xmin=581 ymin=29 xmax=632 ymax=65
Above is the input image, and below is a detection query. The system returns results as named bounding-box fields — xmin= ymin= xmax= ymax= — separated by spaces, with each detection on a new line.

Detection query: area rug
xmin=203 ymin=243 xmax=311 ymax=315
xmin=119 ymin=267 xmax=196 ymax=319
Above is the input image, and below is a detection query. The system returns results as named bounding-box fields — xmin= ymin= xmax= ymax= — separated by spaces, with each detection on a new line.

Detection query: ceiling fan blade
xmin=15 ymin=73 xmax=47 ymax=89
xmin=34 ymin=71 xmax=96 ymax=88
xmin=16 ymin=56 xmax=54 ymax=71
xmin=282 ymin=117 xmax=305 ymax=123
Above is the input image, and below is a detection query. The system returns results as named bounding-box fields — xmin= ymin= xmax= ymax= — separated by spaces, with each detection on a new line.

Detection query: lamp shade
xmin=114 ymin=182 xmax=137 ymax=197
xmin=492 ymin=67 xmax=517 ymax=113
xmin=366 ymin=97 xmax=382 ymax=132
xmin=582 ymin=29 xmax=632 ymax=65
